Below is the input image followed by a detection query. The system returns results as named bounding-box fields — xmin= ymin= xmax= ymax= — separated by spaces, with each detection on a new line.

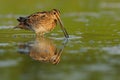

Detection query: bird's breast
xmin=33 ymin=19 xmax=56 ymax=33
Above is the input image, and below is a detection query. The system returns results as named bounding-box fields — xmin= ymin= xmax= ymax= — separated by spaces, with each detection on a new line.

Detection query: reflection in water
xmin=17 ymin=37 xmax=68 ymax=64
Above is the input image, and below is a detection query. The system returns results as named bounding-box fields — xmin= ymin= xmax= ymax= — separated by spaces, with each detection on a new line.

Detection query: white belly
xmin=34 ymin=26 xmax=48 ymax=34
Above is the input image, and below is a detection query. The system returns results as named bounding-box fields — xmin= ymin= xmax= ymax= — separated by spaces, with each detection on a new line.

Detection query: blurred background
xmin=0 ymin=0 xmax=120 ymax=80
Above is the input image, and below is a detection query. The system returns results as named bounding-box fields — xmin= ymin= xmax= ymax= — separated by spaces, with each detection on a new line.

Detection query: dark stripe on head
xmin=53 ymin=9 xmax=60 ymax=14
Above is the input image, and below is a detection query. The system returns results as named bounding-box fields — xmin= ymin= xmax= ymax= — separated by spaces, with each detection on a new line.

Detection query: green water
xmin=0 ymin=0 xmax=120 ymax=80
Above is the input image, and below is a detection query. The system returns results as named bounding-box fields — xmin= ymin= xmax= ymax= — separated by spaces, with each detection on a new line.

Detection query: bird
xmin=14 ymin=9 xmax=69 ymax=38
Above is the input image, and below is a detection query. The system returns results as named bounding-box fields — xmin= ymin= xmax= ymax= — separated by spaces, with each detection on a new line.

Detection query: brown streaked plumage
xmin=15 ymin=9 xmax=69 ymax=38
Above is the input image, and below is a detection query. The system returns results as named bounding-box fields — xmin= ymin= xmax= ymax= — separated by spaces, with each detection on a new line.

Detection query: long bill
xmin=55 ymin=15 xmax=69 ymax=38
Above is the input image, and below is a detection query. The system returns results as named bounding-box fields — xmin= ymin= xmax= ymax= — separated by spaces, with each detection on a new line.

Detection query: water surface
xmin=0 ymin=0 xmax=120 ymax=80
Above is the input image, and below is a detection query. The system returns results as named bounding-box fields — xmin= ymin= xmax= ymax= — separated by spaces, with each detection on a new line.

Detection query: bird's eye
xmin=54 ymin=12 xmax=56 ymax=14
xmin=54 ymin=59 xmax=56 ymax=62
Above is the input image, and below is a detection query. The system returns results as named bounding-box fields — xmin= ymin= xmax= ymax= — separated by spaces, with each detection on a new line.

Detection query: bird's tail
xmin=17 ymin=17 xmax=27 ymax=22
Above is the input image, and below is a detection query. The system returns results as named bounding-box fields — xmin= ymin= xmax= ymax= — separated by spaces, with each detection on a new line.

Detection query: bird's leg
xmin=40 ymin=32 xmax=44 ymax=37
xmin=36 ymin=32 xmax=39 ymax=37
xmin=36 ymin=32 xmax=44 ymax=37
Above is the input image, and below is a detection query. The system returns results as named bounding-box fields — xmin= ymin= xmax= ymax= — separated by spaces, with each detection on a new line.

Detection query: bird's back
xmin=16 ymin=11 xmax=57 ymax=34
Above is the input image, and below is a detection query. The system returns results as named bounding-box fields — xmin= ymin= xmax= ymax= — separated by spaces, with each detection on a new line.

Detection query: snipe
xmin=14 ymin=9 xmax=69 ymax=38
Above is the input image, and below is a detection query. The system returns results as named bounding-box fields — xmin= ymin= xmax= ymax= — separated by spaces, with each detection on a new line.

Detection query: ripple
xmin=0 ymin=43 xmax=9 ymax=47
xmin=0 ymin=59 xmax=20 ymax=67
xmin=65 ymin=12 xmax=100 ymax=18
xmin=74 ymin=18 xmax=89 ymax=22
xmin=79 ymin=48 xmax=88 ymax=53
xmin=69 ymin=35 xmax=82 ymax=40
xmin=12 ymin=34 xmax=35 ymax=38
xmin=110 ymin=58 xmax=120 ymax=65
xmin=102 ymin=45 xmax=120 ymax=55
xmin=67 ymin=50 xmax=80 ymax=54
xmin=100 ymin=2 xmax=120 ymax=8
xmin=0 ymin=26 xmax=14 ymax=29
xmin=100 ymin=11 xmax=116 ymax=16
xmin=82 ymin=64 xmax=112 ymax=72
xmin=0 ymin=14 xmax=26 ymax=18
xmin=0 ymin=49 xmax=5 ymax=54
xmin=80 ymin=12 xmax=100 ymax=18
